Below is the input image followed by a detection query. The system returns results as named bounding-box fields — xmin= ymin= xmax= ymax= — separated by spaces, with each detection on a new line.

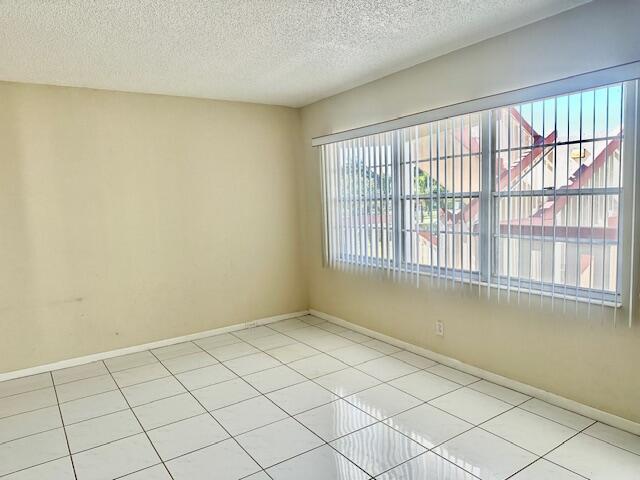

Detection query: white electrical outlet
xmin=435 ymin=320 xmax=444 ymax=337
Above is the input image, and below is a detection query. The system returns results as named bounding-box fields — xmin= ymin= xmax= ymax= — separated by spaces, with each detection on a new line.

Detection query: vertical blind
xmin=492 ymin=85 xmax=625 ymax=309
xmin=320 ymin=78 xmax=639 ymax=321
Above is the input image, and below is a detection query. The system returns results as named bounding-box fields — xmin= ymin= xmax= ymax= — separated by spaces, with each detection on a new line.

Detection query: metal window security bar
xmin=317 ymin=63 xmax=640 ymax=325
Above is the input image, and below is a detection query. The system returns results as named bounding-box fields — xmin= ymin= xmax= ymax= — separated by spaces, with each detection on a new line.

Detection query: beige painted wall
xmin=0 ymin=82 xmax=307 ymax=373
xmin=300 ymin=0 xmax=640 ymax=422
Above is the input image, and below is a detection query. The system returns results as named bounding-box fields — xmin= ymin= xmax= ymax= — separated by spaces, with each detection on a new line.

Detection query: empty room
xmin=2 ymin=1 xmax=640 ymax=479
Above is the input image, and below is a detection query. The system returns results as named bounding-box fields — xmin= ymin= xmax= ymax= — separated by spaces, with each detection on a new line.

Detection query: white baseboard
xmin=310 ymin=309 xmax=640 ymax=436
xmin=0 ymin=310 xmax=309 ymax=383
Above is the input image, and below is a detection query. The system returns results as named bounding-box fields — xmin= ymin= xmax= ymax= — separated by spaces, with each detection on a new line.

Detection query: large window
xmin=320 ymin=79 xmax=637 ymax=306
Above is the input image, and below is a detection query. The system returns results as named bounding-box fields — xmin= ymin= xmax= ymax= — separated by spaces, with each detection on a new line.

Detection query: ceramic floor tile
xmin=151 ymin=342 xmax=201 ymax=361
xmin=72 ymin=433 xmax=160 ymax=480
xmin=434 ymin=428 xmax=536 ymax=480
xmin=1 ymin=457 xmax=75 ymax=480
xmin=383 ymin=404 xmax=472 ymax=449
xmin=304 ymin=334 xmax=356 ymax=352
xmin=429 ymin=388 xmax=512 ymax=425
xmin=121 ymin=376 xmax=186 ymax=407
xmin=0 ymin=373 xmax=52 ymax=399
xmin=112 ymin=363 xmax=171 ymax=388
xmin=389 ymin=370 xmax=461 ymax=401
xmin=426 ymin=365 xmax=480 ymax=386
xmin=268 ymin=318 xmax=310 ymax=332
xmin=52 ymin=362 xmax=108 ymax=385
xmin=205 ymin=342 xmax=260 ymax=362
xmin=6 ymin=321 xmax=631 ymax=480
xmin=120 ymin=464 xmax=172 ymax=479
xmin=546 ymin=433 xmax=640 ymax=480
xmin=160 ymin=351 xmax=218 ymax=374
xmin=59 ymin=390 xmax=129 ymax=425
xmin=377 ymin=451 xmax=477 ymax=480
xmin=329 ymin=344 xmax=386 ymax=366
xmin=133 ymin=393 xmax=205 ymax=430
xmin=0 ymin=428 xmax=69 ymax=476
xmin=584 ymin=421 xmax=640 ymax=455
xmin=166 ymin=438 xmax=260 ymax=480
xmin=295 ymin=399 xmax=377 ymax=441
xmin=520 ymin=399 xmax=594 ymax=430
xmin=104 ymin=351 xmax=158 ymax=373
xmin=192 ymin=378 xmax=260 ymax=411
xmin=345 ymin=384 xmax=422 ymax=421
xmin=330 ymin=422 xmax=426 ymax=477
xmin=285 ymin=326 xmax=333 ymax=342
xmin=56 ymin=375 xmax=117 ymax=403
xmin=337 ymin=330 xmax=371 ymax=343
xmin=357 ymin=356 xmax=418 ymax=381
xmin=267 ymin=381 xmax=338 ymax=415
xmin=147 ymin=413 xmax=228 ymax=461
xmin=236 ymin=418 xmax=324 ymax=468
xmin=314 ymin=368 xmax=380 ymax=397
xmin=66 ymin=409 xmax=142 ymax=453
xmin=242 ymin=365 xmax=306 ymax=393
xmin=223 ymin=352 xmax=281 ymax=376
xmin=175 ymin=363 xmax=237 ymax=391
xmin=213 ymin=396 xmax=288 ymax=435
xmin=233 ymin=326 xmax=276 ymax=341
xmin=391 ymin=350 xmax=437 ymax=369
xmin=300 ymin=315 xmax=326 ymax=326
xmin=483 ymin=408 xmax=577 ymax=455
xmin=0 ymin=405 xmax=62 ymax=443
xmin=51 ymin=379 xmax=112 ymax=415
xmin=317 ymin=323 xmax=349 ymax=334
xmin=361 ymin=339 xmax=402 ymax=355
xmin=194 ymin=333 xmax=242 ymax=350
xmin=510 ymin=459 xmax=584 ymax=479
xmin=288 ymin=353 xmax=348 ymax=378
xmin=247 ymin=333 xmax=297 ymax=351
xmin=267 ymin=445 xmax=369 ymax=480
xmin=266 ymin=342 xmax=320 ymax=363
xmin=468 ymin=380 xmax=531 ymax=406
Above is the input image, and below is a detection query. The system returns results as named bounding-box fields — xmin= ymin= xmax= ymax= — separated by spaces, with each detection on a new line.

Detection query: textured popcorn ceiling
xmin=0 ymin=0 xmax=588 ymax=107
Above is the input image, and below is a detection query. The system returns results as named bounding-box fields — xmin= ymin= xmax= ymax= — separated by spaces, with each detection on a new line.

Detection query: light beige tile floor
xmin=1 ymin=314 xmax=639 ymax=480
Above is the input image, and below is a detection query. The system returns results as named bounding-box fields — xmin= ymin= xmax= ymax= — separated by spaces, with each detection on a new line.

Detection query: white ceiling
xmin=1 ymin=0 xmax=589 ymax=107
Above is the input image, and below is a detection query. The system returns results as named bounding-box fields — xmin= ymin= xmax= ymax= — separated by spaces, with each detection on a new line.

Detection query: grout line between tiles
xmin=0 ymin=454 xmax=71 ymax=479
xmin=226 ymin=327 xmax=375 ymax=478
xmin=146 ymin=348 xmax=267 ymax=477
xmin=0 ymin=398 xmax=60 ymax=422
xmin=373 ymin=449 xmax=482 ymax=480
xmin=581 ymin=429 xmax=640 ymax=457
xmin=258 ymin=327 xmax=453 ymax=478
xmin=111 ymin=462 xmax=164 ymax=479
xmin=0 ymin=383 xmax=55 ymax=401
xmin=100 ymin=358 xmax=176 ymax=480
xmin=264 ymin=322 xmax=558 ymax=478
xmin=503 ymin=422 xmax=596 ymax=479
xmin=50 ymin=371 xmax=79 ymax=480
xmin=0 ymin=423 xmax=63 ymax=446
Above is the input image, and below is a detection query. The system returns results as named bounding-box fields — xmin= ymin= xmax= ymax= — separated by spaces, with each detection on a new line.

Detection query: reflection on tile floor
xmin=1 ymin=314 xmax=639 ymax=479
